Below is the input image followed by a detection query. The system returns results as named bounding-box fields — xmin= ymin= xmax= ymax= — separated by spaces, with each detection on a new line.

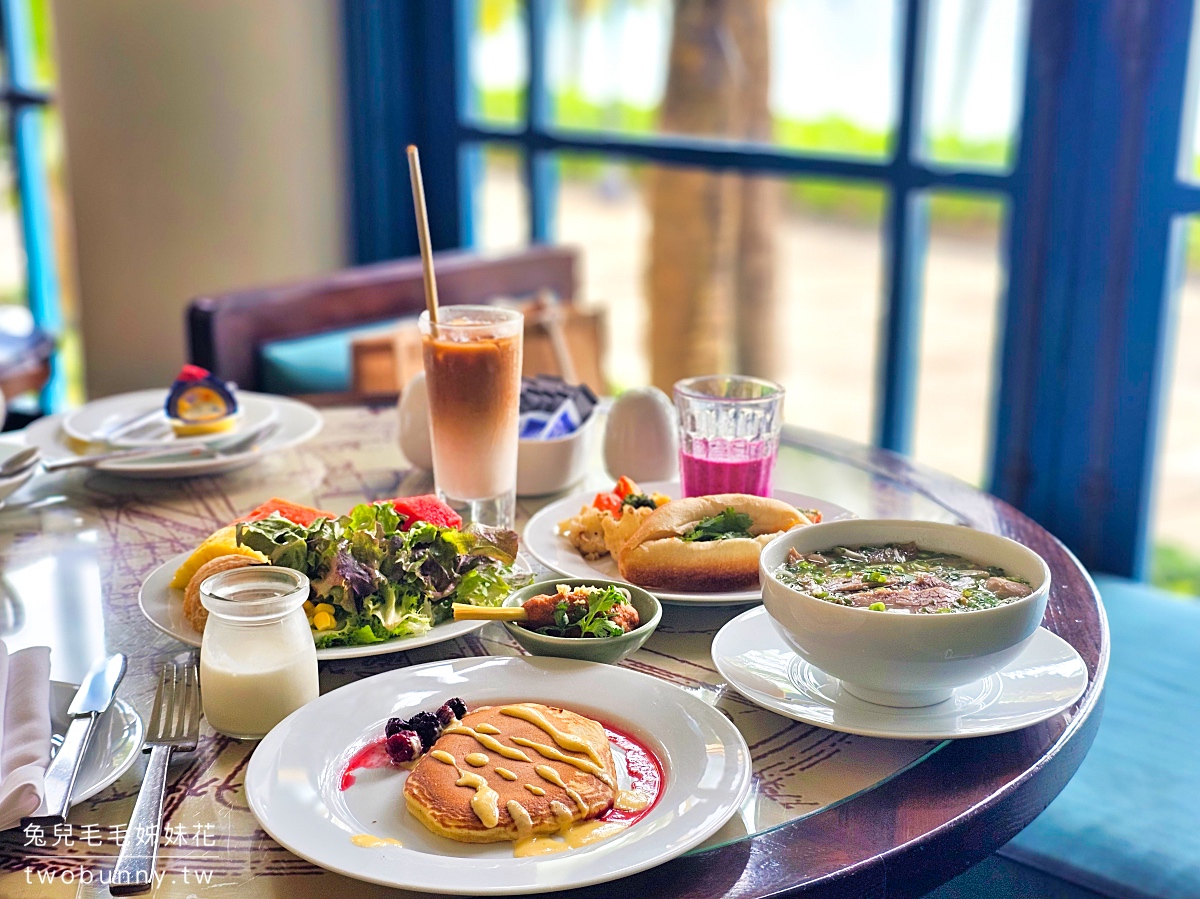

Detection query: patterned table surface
xmin=0 ymin=405 xmax=1013 ymax=897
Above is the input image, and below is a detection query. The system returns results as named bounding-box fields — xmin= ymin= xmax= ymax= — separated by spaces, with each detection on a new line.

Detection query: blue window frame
xmin=0 ymin=0 xmax=64 ymax=412
xmin=342 ymin=0 xmax=1198 ymax=580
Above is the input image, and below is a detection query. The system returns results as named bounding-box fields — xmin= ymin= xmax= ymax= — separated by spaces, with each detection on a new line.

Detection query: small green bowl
xmin=501 ymin=578 xmax=662 ymax=665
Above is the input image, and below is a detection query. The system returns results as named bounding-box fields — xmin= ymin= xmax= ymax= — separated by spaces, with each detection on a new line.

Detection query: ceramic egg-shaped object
xmin=397 ymin=372 xmax=433 ymax=470
xmin=603 ymin=387 xmax=678 ymax=481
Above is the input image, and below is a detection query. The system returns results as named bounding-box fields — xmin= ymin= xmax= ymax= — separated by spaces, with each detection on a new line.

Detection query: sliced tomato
xmin=612 ymin=475 xmax=642 ymax=499
xmin=592 ymin=491 xmax=623 ymax=514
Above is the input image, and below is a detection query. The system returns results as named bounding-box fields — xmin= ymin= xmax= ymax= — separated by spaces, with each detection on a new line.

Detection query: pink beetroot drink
xmin=674 ymin=375 xmax=784 ymax=498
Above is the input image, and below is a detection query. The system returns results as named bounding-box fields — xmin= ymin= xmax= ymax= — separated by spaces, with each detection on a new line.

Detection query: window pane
xmin=546 ymin=0 xmax=901 ymax=160
xmin=919 ymin=0 xmax=1029 ymax=170
xmin=911 ymin=192 xmax=1007 ymax=485
xmin=0 ymin=111 xmax=29 ymax=310
xmin=1150 ymin=217 xmax=1200 ymax=595
xmin=549 ymin=153 xmax=885 ymax=444
xmin=468 ymin=145 xmax=529 ymax=252
xmin=466 ymin=0 xmax=528 ymax=128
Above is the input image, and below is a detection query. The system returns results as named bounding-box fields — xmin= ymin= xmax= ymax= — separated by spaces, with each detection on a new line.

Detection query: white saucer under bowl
xmin=712 ymin=606 xmax=1088 ymax=740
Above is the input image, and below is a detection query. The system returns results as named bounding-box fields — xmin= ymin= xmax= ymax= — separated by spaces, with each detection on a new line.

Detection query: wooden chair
xmin=186 ymin=246 xmax=585 ymax=402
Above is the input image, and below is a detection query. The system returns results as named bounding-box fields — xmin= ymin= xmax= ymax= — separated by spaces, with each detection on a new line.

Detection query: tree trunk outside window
xmin=646 ymin=0 xmax=780 ymax=391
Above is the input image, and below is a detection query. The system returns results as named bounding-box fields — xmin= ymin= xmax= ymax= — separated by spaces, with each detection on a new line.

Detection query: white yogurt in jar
xmin=199 ymin=567 xmax=319 ymax=739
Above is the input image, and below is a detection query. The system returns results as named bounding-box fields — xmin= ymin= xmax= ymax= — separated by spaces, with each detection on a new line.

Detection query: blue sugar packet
xmin=539 ymin=397 xmax=582 ymax=439
xmin=519 ymin=413 xmax=551 ymax=439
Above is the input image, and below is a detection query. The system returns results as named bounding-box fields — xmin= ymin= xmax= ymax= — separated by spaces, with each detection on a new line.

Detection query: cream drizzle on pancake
xmin=524 ymin=784 xmax=546 ymax=796
xmin=455 ymin=770 xmax=500 ymax=828
xmin=475 ymin=722 xmax=502 ymax=735
xmin=444 ymin=725 xmax=532 ymax=763
xmin=430 ymin=750 xmax=456 ymax=765
xmin=508 ymin=799 xmax=533 ymax=838
xmin=534 ymin=765 xmax=589 ymax=814
xmin=511 ymin=802 xmax=626 ymax=857
xmin=511 ymin=737 xmax=614 ymax=786
xmin=495 ymin=767 xmax=518 ymax=781
xmin=499 ymin=705 xmax=605 ymax=767
xmin=465 ymin=753 xmax=489 ymax=767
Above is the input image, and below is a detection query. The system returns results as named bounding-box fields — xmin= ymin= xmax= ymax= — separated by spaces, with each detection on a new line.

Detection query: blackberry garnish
xmin=385 ymin=730 xmax=421 ymax=764
xmin=435 ymin=703 xmax=456 ymax=727
xmin=446 ymin=697 xmax=467 ymax=720
xmin=404 ymin=710 xmax=442 ymax=752
xmin=384 ymin=717 xmax=406 ymax=738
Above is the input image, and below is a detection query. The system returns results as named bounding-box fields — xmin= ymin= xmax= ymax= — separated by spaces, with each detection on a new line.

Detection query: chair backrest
xmin=186 ymin=245 xmax=579 ymax=391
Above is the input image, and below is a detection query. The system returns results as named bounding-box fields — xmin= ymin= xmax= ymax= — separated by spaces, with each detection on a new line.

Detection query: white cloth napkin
xmin=0 ymin=641 xmax=51 ymax=830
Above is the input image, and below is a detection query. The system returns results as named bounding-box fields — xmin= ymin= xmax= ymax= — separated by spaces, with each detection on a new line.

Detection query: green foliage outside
xmin=1150 ymin=544 xmax=1200 ymax=599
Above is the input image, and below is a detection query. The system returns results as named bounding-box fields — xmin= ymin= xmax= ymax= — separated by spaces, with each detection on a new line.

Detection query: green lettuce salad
xmin=235 ymin=502 xmax=531 ymax=648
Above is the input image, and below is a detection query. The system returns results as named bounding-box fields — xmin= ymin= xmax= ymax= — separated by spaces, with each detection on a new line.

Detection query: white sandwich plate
xmin=522 ymin=479 xmax=855 ymax=605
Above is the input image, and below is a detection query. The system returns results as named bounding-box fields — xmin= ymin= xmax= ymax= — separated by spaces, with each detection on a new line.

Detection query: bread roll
xmin=183 ymin=554 xmax=262 ymax=632
xmin=617 ymin=494 xmax=810 ymax=592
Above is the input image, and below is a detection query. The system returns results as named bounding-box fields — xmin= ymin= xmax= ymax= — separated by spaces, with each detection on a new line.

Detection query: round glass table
xmin=0 ymin=406 xmax=1106 ymax=897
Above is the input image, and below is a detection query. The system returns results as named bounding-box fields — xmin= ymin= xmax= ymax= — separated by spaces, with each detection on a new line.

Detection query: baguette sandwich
xmin=617 ymin=494 xmax=811 ymax=592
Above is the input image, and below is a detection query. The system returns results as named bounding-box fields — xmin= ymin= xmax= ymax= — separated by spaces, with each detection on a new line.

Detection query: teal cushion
xmin=259 ymin=319 xmax=406 ymax=395
xmin=925 ymin=855 xmax=1110 ymax=898
xmin=1000 ymin=575 xmax=1200 ymax=898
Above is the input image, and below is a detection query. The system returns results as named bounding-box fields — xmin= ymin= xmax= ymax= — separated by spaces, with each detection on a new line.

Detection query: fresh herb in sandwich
xmin=681 ymin=507 xmax=754 ymax=543
xmin=538 ymin=585 xmax=628 ymax=639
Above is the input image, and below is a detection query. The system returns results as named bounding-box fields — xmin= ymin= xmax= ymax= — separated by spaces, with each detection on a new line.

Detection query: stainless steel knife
xmin=26 ymin=653 xmax=127 ymax=824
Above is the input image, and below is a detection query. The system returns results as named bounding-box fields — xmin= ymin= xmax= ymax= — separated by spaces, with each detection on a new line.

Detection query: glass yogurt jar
xmin=199 ymin=566 xmax=319 ymax=739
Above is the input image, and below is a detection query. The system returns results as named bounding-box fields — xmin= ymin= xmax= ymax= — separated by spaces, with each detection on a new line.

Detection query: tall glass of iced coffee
xmin=419 ymin=305 xmax=523 ymax=528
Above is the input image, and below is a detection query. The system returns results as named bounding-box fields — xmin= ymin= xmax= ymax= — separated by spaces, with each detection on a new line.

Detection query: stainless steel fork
xmin=110 ymin=661 xmax=200 ymax=896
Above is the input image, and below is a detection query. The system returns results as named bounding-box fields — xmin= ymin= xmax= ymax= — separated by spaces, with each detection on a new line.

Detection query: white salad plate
xmin=23 ymin=392 xmax=322 ymax=479
xmin=50 ymin=681 xmax=144 ymax=802
xmin=62 ymin=388 xmax=280 ymax=448
xmin=712 ymin=606 xmax=1089 ymax=740
xmin=523 ymin=480 xmax=856 ymax=605
xmin=246 ymin=656 xmax=753 ymax=895
xmin=138 ymin=550 xmax=531 ymax=660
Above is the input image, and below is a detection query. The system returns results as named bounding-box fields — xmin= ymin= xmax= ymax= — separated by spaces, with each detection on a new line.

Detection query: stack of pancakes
xmin=404 ymin=703 xmax=617 ymax=843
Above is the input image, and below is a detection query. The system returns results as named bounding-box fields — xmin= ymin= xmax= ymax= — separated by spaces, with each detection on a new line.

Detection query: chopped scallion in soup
xmin=775 ymin=543 xmax=1033 ymax=613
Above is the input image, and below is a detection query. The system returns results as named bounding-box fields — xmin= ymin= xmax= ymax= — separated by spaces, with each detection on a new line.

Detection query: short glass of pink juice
xmin=674 ymin=375 xmax=784 ymax=498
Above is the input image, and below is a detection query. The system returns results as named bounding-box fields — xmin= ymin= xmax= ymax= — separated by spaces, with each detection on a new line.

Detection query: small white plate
xmin=712 ymin=606 xmax=1088 ymax=740
xmin=522 ymin=480 xmax=855 ymax=605
xmin=138 ymin=550 xmax=519 ymax=660
xmin=246 ymin=656 xmax=752 ymax=895
xmin=62 ymin=388 xmax=279 ymax=448
xmin=23 ymin=393 xmax=322 ymax=479
xmin=51 ymin=681 xmax=144 ymax=803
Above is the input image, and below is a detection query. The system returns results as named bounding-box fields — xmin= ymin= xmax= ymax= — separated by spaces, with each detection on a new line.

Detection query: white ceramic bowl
xmin=759 ymin=519 xmax=1051 ymax=707
xmin=516 ymin=411 xmax=596 ymax=497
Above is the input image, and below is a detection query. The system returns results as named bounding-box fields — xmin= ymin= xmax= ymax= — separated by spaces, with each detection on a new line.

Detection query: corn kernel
xmin=302 ymin=600 xmax=316 ymax=615
xmin=651 ymin=493 xmax=670 ymax=507
xmin=312 ymin=611 xmax=337 ymax=631
xmin=314 ymin=602 xmax=336 ymax=617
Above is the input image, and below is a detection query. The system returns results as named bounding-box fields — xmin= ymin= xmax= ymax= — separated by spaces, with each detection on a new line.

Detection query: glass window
xmin=546 ymin=0 xmax=901 ymax=160
xmin=469 ymin=144 xmax=529 ymax=252
xmin=919 ymin=0 xmax=1030 ymax=170
xmin=552 ymin=152 xmax=885 ymax=443
xmin=1150 ymin=216 xmax=1200 ymax=595
xmin=466 ymin=0 xmax=528 ymax=129
xmin=911 ymin=192 xmax=1007 ymax=485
